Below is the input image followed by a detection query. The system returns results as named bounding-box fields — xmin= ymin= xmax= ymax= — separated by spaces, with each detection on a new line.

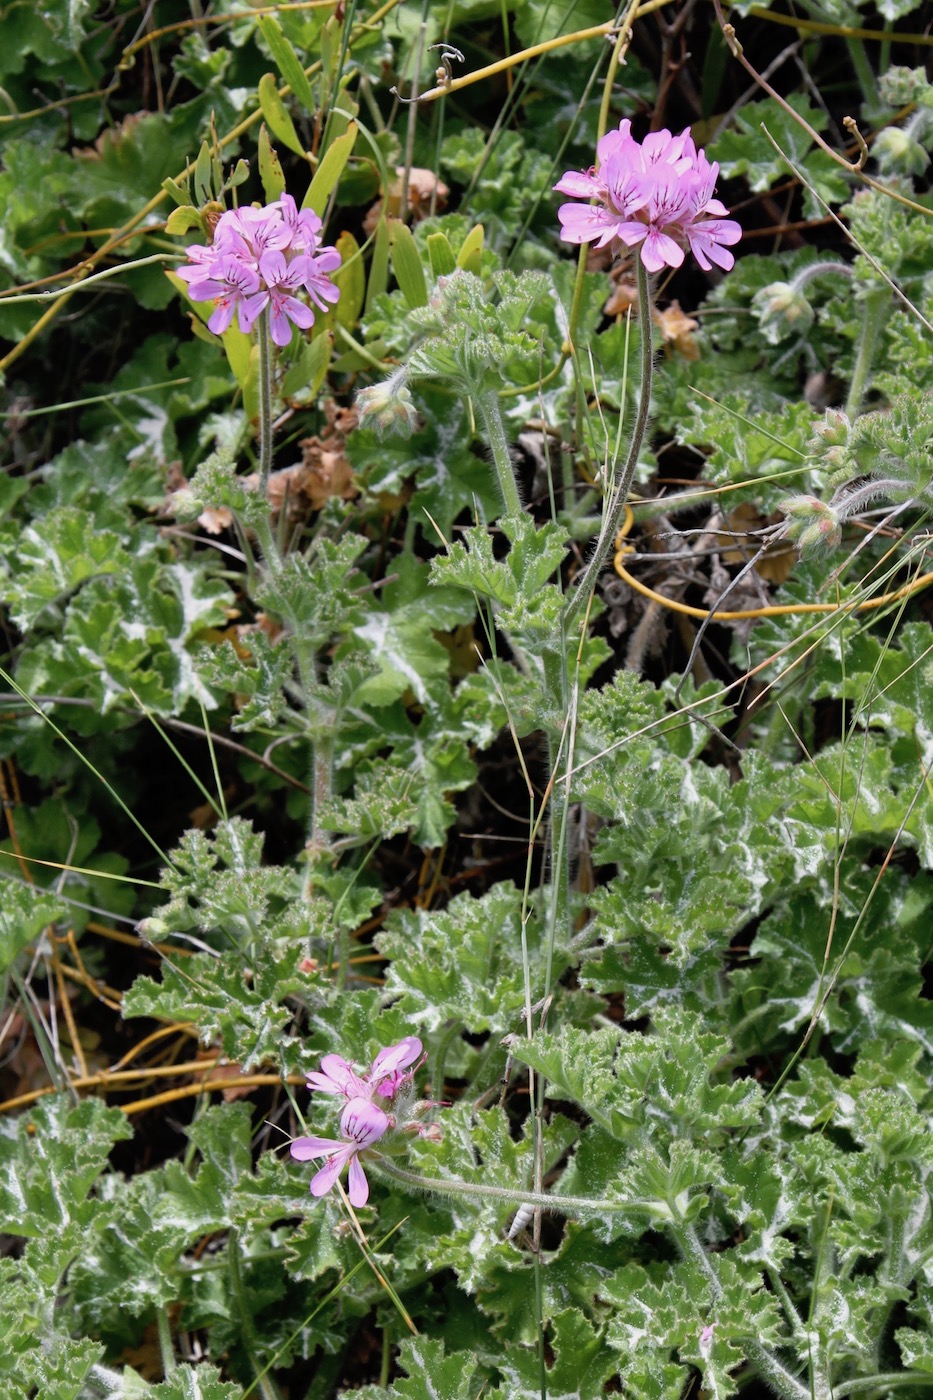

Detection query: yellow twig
xmin=747 ymin=5 xmax=933 ymax=45
xmin=613 ymin=505 xmax=933 ymax=621
xmin=411 ymin=0 xmax=673 ymax=105
xmin=121 ymin=1074 xmax=304 ymax=1116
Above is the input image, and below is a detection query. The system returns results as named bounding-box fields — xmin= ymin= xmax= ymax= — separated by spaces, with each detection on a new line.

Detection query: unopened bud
xmin=356 ymin=373 xmax=419 ymax=439
xmin=781 ymin=495 xmax=842 ymax=555
xmin=753 ymin=281 xmax=814 ymax=344
xmin=810 ymin=408 xmax=851 ymax=450
xmin=169 ymin=486 xmax=201 ymax=518
xmin=873 ymin=126 xmax=931 ymax=178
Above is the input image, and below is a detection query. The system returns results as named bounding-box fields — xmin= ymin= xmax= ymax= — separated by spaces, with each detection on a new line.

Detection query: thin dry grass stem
xmin=112 ymin=1022 xmax=200 ymax=1070
xmin=0 ymin=1067 xmax=307 ymax=1118
xmin=746 ymin=5 xmax=933 ymax=45
xmin=49 ymin=940 xmax=88 ymax=1080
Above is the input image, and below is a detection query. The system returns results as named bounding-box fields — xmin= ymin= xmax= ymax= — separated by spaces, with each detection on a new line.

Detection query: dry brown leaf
xmin=364 ymin=167 xmax=449 ymax=234
xmin=197 ymin=506 xmax=234 ymax=535
xmin=654 ymin=301 xmax=700 ymax=360
xmin=604 ymin=280 xmax=639 ymax=317
xmin=720 ymin=503 xmax=795 ymax=583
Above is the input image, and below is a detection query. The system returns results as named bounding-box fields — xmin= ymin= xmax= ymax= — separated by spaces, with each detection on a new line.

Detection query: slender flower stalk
xmin=555 ymin=123 xmax=740 ymax=626
xmin=565 ymin=247 xmax=655 ymax=629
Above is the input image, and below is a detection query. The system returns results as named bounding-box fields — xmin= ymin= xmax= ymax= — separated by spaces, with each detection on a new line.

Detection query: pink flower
xmin=290 ymin=1097 xmax=389 ymax=1207
xmin=305 ymin=1036 xmax=423 ymax=1103
xmin=177 ymin=197 xmax=340 ymax=343
xmin=368 ymin=1036 xmax=423 ymax=1098
xmin=305 ymin=1053 xmax=369 ymax=1099
xmin=555 ymin=122 xmax=741 ymax=273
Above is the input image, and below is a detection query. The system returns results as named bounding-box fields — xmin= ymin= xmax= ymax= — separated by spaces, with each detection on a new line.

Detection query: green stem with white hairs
xmin=473 ymin=386 xmax=523 ymax=517
xmin=845 ymin=286 xmax=889 ymax=419
xmin=565 ymin=248 xmax=654 ymax=631
xmin=372 ymin=1154 xmax=652 ymax=1215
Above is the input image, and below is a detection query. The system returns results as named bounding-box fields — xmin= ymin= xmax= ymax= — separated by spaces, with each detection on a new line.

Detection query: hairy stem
xmin=373 ymin=1155 xmax=650 ymax=1215
xmin=845 ymin=287 xmax=889 ymax=418
xmin=257 ymin=307 xmax=274 ymax=497
xmin=474 ymin=386 xmax=522 ymax=517
xmin=565 ymin=249 xmax=654 ymax=630
xmin=156 ymin=1307 xmax=177 ymax=1380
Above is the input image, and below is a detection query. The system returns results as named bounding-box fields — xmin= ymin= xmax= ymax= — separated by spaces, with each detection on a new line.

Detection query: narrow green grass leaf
xmin=257 ymin=72 xmax=305 ymax=157
xmin=257 ymin=15 xmax=317 ymax=113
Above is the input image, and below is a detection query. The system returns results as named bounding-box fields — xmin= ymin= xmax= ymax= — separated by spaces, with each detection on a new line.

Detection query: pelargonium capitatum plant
xmin=177 ymin=194 xmax=341 ymax=345
xmin=290 ymin=1037 xmax=425 ymax=1206
xmin=554 ymin=120 xmax=741 ymax=272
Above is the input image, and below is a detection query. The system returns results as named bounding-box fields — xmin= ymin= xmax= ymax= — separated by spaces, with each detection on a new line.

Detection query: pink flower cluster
xmin=290 ymin=1036 xmax=422 ymax=1207
xmin=177 ymin=194 xmax=340 ymax=346
xmin=554 ymin=121 xmax=741 ymax=274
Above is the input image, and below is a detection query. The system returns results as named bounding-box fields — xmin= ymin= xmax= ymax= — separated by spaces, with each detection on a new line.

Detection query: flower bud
xmin=753 ymin=281 xmax=814 ymax=344
xmin=810 ymin=408 xmax=851 ymax=450
xmin=169 ymin=486 xmax=201 ymax=518
xmin=781 ymin=495 xmax=842 ymax=555
xmin=878 ymin=65 xmax=928 ymax=106
xmin=873 ymin=126 xmax=930 ymax=178
xmin=355 ymin=373 xmax=419 ymax=439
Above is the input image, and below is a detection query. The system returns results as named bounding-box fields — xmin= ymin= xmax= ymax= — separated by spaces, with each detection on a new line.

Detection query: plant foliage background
xmin=2 ymin=1 xmax=933 ymax=1397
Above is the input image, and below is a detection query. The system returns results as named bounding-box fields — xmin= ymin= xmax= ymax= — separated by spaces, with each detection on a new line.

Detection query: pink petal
xmin=206 ymin=300 xmax=237 ymax=335
xmin=553 ymin=171 xmax=602 ymax=198
xmin=307 ymin=1055 xmax=365 ymax=1096
xmin=237 ymin=290 xmax=268 ymax=334
xmin=340 ymin=1098 xmax=389 ymax=1146
xmin=557 ymin=202 xmax=619 ymax=245
xmin=290 ymin=1135 xmax=340 ymax=1160
xmin=369 ymin=1037 xmax=422 ymax=1083
xmin=639 ymin=229 xmax=685 ymax=272
xmin=346 ymin=1155 xmax=370 ymax=1207
xmin=310 ymin=1152 xmax=349 ymax=1197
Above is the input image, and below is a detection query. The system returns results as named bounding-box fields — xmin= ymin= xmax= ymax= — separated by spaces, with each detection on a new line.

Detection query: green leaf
xmin=389 ymin=218 xmax=428 ymax=309
xmin=377 ymin=885 xmax=572 ymax=1033
xmin=148 ymin=1364 xmax=245 ymax=1399
xmin=333 ymin=230 xmax=365 ymax=329
xmin=257 ymin=14 xmax=317 ymax=112
xmin=0 ymin=884 xmax=66 ymax=975
xmin=279 ymin=329 xmax=333 ymax=402
xmin=352 ymin=1338 xmax=480 ymax=1400
xmin=257 ymin=72 xmax=304 ymax=157
xmin=257 ymin=122 xmax=286 ymax=201
xmin=303 ymin=121 xmax=358 ymax=217
xmin=0 ymin=1096 xmax=132 ymax=1240
xmin=427 ymin=231 xmax=456 ymax=278
xmin=0 ymin=507 xmax=128 ymax=629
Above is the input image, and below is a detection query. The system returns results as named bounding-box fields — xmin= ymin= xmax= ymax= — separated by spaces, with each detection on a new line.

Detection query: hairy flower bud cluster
xmin=873 ymin=124 xmax=932 ymax=179
xmin=177 ymin=194 xmax=340 ymax=346
xmin=290 ymin=1037 xmax=423 ymax=1207
xmin=356 ymin=367 xmax=419 ymax=439
xmin=554 ymin=121 xmax=741 ymax=273
xmin=780 ymin=494 xmax=843 ymax=556
xmin=753 ymin=281 xmax=815 ymax=343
